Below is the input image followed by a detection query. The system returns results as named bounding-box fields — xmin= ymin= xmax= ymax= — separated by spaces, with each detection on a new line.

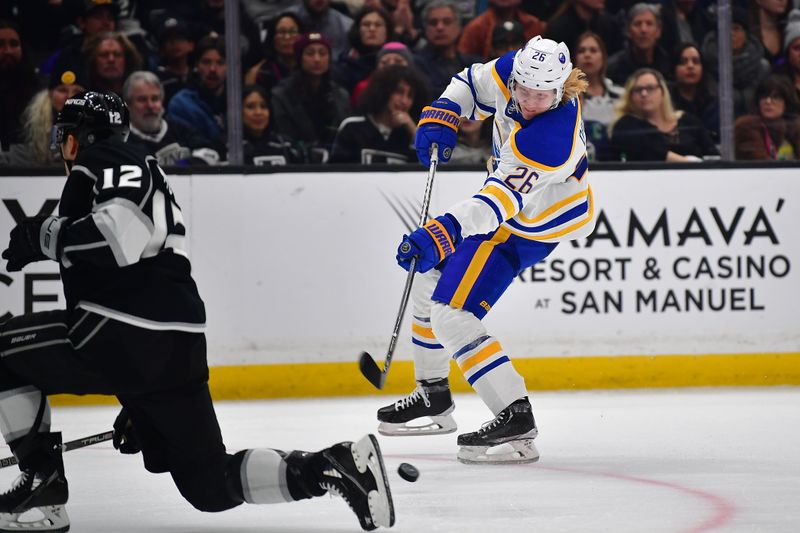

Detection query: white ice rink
xmin=4 ymin=387 xmax=798 ymax=533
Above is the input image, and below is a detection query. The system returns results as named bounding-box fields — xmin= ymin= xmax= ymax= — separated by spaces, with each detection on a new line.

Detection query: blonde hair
xmin=613 ymin=68 xmax=681 ymax=126
xmin=21 ymin=90 xmax=57 ymax=166
xmin=562 ymin=67 xmax=588 ymax=104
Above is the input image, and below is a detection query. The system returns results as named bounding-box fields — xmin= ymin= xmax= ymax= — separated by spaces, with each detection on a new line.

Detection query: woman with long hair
xmin=735 ymin=74 xmax=800 ymax=159
xmin=244 ymin=12 xmax=305 ymax=94
xmin=669 ymin=43 xmax=719 ymax=139
xmin=241 ymin=84 xmax=297 ymax=165
xmin=333 ymin=6 xmax=395 ymax=92
xmin=610 ymin=68 xmax=718 ymax=161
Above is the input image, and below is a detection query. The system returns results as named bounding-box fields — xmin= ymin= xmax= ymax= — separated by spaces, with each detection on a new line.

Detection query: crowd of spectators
xmin=1 ymin=0 xmax=800 ymax=167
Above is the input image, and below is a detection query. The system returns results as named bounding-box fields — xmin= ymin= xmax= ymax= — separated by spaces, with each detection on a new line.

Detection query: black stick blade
xmin=359 ymin=351 xmax=387 ymax=389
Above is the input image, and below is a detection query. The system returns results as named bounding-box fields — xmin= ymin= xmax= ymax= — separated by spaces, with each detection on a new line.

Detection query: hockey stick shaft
xmin=0 ymin=430 xmax=113 ymax=469
xmin=360 ymin=143 xmax=440 ymax=389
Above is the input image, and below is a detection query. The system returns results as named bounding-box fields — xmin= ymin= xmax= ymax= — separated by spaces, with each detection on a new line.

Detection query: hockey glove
xmin=112 ymin=407 xmax=141 ymax=455
xmin=397 ymin=214 xmax=462 ymax=273
xmin=2 ymin=215 xmax=67 ymax=272
xmin=415 ymin=98 xmax=461 ymax=166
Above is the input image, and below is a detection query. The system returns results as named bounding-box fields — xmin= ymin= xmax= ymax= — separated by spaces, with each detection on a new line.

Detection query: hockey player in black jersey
xmin=0 ymin=92 xmax=394 ymax=532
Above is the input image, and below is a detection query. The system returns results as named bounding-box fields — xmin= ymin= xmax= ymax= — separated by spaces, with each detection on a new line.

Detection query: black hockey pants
xmin=0 ymin=309 xmax=244 ymax=512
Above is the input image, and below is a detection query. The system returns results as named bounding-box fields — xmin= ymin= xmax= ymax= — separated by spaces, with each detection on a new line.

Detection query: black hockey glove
xmin=2 ymin=215 xmax=67 ymax=272
xmin=112 ymin=407 xmax=141 ymax=455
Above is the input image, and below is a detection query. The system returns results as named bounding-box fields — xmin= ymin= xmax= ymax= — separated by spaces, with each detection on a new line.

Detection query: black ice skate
xmin=286 ymin=434 xmax=394 ymax=531
xmin=377 ymin=377 xmax=456 ymax=436
xmin=456 ymin=397 xmax=540 ymax=465
xmin=0 ymin=432 xmax=69 ymax=533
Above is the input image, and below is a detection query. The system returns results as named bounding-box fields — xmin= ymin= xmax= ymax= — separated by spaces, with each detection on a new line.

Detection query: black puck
xmin=397 ymin=462 xmax=419 ymax=482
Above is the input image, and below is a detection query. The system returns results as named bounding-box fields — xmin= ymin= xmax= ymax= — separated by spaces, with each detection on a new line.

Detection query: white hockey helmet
xmin=511 ymin=36 xmax=572 ymax=109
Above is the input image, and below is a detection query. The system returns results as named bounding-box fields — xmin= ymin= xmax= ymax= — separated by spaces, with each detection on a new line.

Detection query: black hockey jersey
xmin=56 ymin=138 xmax=206 ymax=331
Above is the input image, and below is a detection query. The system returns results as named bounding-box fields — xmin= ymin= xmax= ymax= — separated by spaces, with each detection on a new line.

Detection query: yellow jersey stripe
xmin=412 ymin=323 xmax=437 ymax=339
xmin=459 ymin=341 xmax=503 ymax=373
xmin=450 ymin=227 xmax=511 ymax=308
xmin=517 ymin=188 xmax=589 ymax=224
xmin=509 ymin=99 xmax=582 ymax=171
xmin=506 ymin=186 xmax=595 ymax=241
xmin=491 ymin=62 xmax=511 ymax=101
xmin=481 ymin=185 xmax=517 ymax=219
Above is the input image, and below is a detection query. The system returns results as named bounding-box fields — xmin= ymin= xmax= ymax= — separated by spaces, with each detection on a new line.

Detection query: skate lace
xmin=477 ymin=411 xmax=508 ymax=435
xmin=320 ymin=481 xmax=354 ymax=512
xmin=1 ymin=471 xmax=30 ymax=497
xmin=395 ymin=385 xmax=430 ymax=410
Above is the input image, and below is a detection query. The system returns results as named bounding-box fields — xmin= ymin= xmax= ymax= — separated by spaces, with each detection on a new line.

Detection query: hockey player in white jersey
xmin=377 ymin=36 xmax=595 ymax=464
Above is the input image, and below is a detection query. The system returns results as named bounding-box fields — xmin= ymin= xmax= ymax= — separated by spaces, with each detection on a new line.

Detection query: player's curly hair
xmin=561 ymin=68 xmax=589 ymax=104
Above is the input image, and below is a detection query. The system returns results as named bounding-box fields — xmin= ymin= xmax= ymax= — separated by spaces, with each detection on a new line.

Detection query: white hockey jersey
xmin=440 ymin=51 xmax=596 ymax=243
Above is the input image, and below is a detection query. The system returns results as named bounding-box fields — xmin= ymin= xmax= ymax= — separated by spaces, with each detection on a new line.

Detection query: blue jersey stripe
xmin=474 ymin=194 xmax=504 ymax=225
xmin=507 ymin=200 xmax=589 ymax=233
xmin=452 ymin=335 xmax=491 ymax=359
xmin=484 ymin=177 xmax=524 ymax=209
xmin=467 ymin=356 xmax=510 ymax=385
xmin=412 ymin=338 xmax=443 ymax=350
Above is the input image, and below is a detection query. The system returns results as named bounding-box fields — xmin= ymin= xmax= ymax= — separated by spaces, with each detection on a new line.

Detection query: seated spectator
xmin=490 ymin=20 xmax=527 ymax=58
xmin=659 ymin=0 xmax=714 ymax=56
xmin=703 ymin=6 xmax=770 ymax=118
xmin=735 ymin=74 xmax=800 ymax=160
xmin=0 ymin=20 xmax=40 ymax=152
xmin=124 ymin=71 xmax=221 ymax=166
xmin=82 ymin=31 xmax=143 ymax=94
xmin=241 ymin=84 xmax=298 ymax=165
xmin=153 ymin=16 xmax=196 ymax=108
xmin=773 ymin=9 xmax=800 ymax=101
xmin=334 ymin=6 xmax=395 ymax=92
xmin=244 ymin=12 xmax=305 ymax=94
xmin=574 ymin=31 xmax=623 ymax=161
xmin=0 ymin=66 xmax=86 ymax=167
xmin=188 ymin=0 xmax=262 ymax=69
xmin=607 ymin=3 xmax=671 ymax=87
xmin=749 ymin=0 xmax=791 ymax=65
xmin=271 ymin=32 xmax=351 ymax=163
xmin=379 ymin=0 xmax=422 ymax=47
xmin=449 ymin=118 xmax=493 ymax=165
xmin=289 ymin=0 xmax=354 ymax=59
xmin=331 ymin=65 xmax=426 ymax=163
xmin=545 ymin=0 xmax=624 ymax=57
xmin=352 ymin=41 xmax=414 ymax=107
xmin=414 ymin=0 xmax=482 ymax=100
xmin=610 ymin=68 xmax=719 ymax=161
xmin=458 ymin=0 xmax=546 ymax=61
xmin=669 ymin=43 xmax=719 ymax=140
xmin=167 ymin=35 xmax=228 ymax=148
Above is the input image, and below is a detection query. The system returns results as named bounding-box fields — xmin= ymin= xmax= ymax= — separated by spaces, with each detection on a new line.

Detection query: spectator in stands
xmin=659 ymin=0 xmax=714 ymax=56
xmin=574 ymin=31 xmax=623 ymax=161
xmin=154 ymin=16 xmax=196 ymax=108
xmin=352 ymin=41 xmax=414 ymax=108
xmin=610 ymin=67 xmax=718 ymax=161
xmin=335 ymin=6 xmax=395 ymax=91
xmin=490 ymin=20 xmax=527 ymax=58
xmin=241 ymin=84 xmax=298 ymax=165
xmin=414 ymin=0 xmax=482 ymax=100
xmin=449 ymin=118 xmax=493 ymax=165
xmin=168 ymin=36 xmax=228 ymax=148
xmin=669 ymin=43 xmax=719 ymax=139
xmin=82 ymin=31 xmax=143 ymax=94
xmin=245 ymin=12 xmax=305 ymax=94
xmin=735 ymin=74 xmax=800 ymax=159
xmin=0 ymin=20 xmax=40 ymax=152
xmin=331 ymin=65 xmax=426 ymax=163
xmin=749 ymin=0 xmax=791 ymax=65
xmin=379 ymin=0 xmax=422 ymax=48
xmin=290 ymin=0 xmax=354 ymax=59
xmin=41 ymin=0 xmax=119 ymax=77
xmin=545 ymin=0 xmax=624 ymax=57
xmin=607 ymin=3 xmax=671 ymax=87
xmin=775 ymin=9 xmax=800 ymax=100
xmin=271 ymin=32 xmax=351 ymax=163
xmin=124 ymin=71 xmax=222 ymax=166
xmin=458 ymin=0 xmax=546 ymax=60
xmin=189 ymin=0 xmax=262 ymax=69
xmin=0 ymin=66 xmax=86 ymax=167
xmin=703 ymin=6 xmax=771 ymax=118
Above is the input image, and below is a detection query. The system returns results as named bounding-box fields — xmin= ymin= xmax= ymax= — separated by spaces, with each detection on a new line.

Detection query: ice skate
xmin=286 ymin=434 xmax=394 ymax=531
xmin=456 ymin=397 xmax=539 ymax=465
xmin=0 ymin=433 xmax=69 ymax=532
xmin=377 ymin=378 xmax=456 ymax=436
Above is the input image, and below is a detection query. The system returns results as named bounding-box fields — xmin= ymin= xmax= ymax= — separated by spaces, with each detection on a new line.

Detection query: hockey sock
xmin=237 ymin=448 xmax=294 ymax=504
xmin=454 ymin=336 xmax=527 ymax=415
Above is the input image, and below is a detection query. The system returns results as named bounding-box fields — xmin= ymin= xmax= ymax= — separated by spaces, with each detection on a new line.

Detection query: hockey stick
xmin=0 ymin=431 xmax=113 ymax=469
xmin=359 ymin=143 xmax=440 ymax=389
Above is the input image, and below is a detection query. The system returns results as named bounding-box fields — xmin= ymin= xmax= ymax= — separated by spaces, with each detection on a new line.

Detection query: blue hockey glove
xmin=415 ymin=98 xmax=461 ymax=166
xmin=396 ymin=214 xmax=462 ymax=273
xmin=2 ymin=215 xmax=66 ymax=272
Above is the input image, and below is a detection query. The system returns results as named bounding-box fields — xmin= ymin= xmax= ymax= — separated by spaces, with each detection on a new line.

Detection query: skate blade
xmin=377 ymin=414 xmax=457 ymax=437
xmin=457 ymin=439 xmax=540 ymax=465
xmin=0 ymin=505 xmax=70 ymax=533
xmin=352 ymin=434 xmax=395 ymax=528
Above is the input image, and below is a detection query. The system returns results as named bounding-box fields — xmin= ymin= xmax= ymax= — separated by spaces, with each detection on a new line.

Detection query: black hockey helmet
xmin=53 ymin=91 xmax=130 ymax=148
